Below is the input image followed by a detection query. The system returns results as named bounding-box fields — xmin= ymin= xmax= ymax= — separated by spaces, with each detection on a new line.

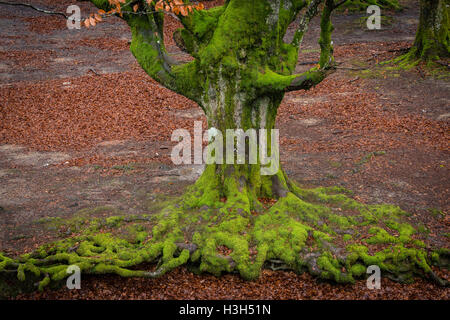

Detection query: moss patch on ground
xmin=347 ymin=55 xmax=449 ymax=81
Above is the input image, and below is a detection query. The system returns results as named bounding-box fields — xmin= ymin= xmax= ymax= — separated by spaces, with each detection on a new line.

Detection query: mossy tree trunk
xmin=89 ymin=0 xmax=337 ymax=214
xmin=409 ymin=0 xmax=449 ymax=61
xmin=1 ymin=1 xmax=448 ymax=292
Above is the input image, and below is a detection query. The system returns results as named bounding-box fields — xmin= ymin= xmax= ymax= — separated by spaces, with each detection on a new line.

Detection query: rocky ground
xmin=0 ymin=0 xmax=449 ymax=299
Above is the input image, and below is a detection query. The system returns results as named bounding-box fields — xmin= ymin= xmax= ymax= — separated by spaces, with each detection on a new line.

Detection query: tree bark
xmin=411 ymin=0 xmax=449 ymax=61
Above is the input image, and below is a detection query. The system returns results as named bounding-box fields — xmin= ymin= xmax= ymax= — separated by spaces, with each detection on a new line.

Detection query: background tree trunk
xmin=411 ymin=0 xmax=449 ymax=61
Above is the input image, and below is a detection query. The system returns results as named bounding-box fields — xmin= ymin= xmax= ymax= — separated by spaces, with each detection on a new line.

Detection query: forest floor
xmin=0 ymin=0 xmax=449 ymax=299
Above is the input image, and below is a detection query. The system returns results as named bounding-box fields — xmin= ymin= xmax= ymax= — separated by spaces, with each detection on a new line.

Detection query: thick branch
xmin=88 ymin=0 xmax=202 ymax=102
xmin=291 ymin=0 xmax=323 ymax=48
xmin=179 ymin=4 xmax=226 ymax=36
xmin=89 ymin=0 xmax=112 ymax=12
xmin=173 ymin=4 xmax=226 ymax=57
xmin=285 ymin=67 xmax=335 ymax=91
xmin=282 ymin=0 xmax=337 ymax=92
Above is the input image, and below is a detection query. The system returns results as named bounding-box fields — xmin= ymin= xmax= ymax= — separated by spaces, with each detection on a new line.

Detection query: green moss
xmin=106 ymin=216 xmax=124 ymax=228
xmin=355 ymin=15 xmax=395 ymax=28
xmin=38 ymin=276 xmax=50 ymax=291
xmin=428 ymin=208 xmax=445 ymax=218
xmin=182 ymin=165 xmax=221 ymax=208
xmin=351 ymin=263 xmax=366 ymax=276
xmin=343 ymin=234 xmax=353 ymax=241
xmin=111 ymin=164 xmax=135 ymax=172
xmin=318 ymin=252 xmax=354 ymax=283
xmin=1 ymin=0 xmax=447 ymax=296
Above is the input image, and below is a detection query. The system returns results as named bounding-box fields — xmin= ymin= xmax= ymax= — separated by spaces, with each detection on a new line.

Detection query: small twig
xmin=334 ymin=61 xmax=366 ymax=71
xmin=88 ymin=68 xmax=101 ymax=76
xmin=268 ymin=259 xmax=285 ymax=264
xmin=387 ymin=47 xmax=410 ymax=53
xmin=2 ymin=269 xmax=17 ymax=273
xmin=267 ymin=264 xmax=292 ymax=271
xmin=68 ymin=243 xmax=80 ymax=253
xmin=0 ymin=1 xmax=68 ymax=18
xmin=298 ymin=61 xmax=318 ymax=65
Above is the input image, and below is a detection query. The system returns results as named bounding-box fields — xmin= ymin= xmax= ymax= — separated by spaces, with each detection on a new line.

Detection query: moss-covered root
xmin=1 ymin=183 xmax=449 ymax=293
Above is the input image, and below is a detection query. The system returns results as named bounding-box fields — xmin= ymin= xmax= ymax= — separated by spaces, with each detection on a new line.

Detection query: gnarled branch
xmin=271 ymin=0 xmax=337 ymax=92
xmin=285 ymin=67 xmax=335 ymax=92
xmin=88 ymin=0 xmax=202 ymax=103
xmin=291 ymin=0 xmax=323 ymax=48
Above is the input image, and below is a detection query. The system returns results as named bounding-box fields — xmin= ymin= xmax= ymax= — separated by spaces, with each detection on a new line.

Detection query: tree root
xmin=266 ymin=259 xmax=293 ymax=271
xmin=1 ymin=178 xmax=449 ymax=293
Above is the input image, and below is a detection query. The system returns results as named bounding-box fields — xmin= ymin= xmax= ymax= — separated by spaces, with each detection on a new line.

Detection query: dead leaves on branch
xmin=146 ymin=0 xmax=205 ymax=16
xmin=84 ymin=9 xmax=105 ymax=28
xmin=83 ymin=0 xmax=204 ymax=28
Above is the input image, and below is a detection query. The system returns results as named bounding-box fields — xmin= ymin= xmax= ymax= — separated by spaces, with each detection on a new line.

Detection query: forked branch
xmin=284 ymin=0 xmax=337 ymax=92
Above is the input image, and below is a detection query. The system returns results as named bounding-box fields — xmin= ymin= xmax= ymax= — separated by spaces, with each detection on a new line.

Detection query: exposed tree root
xmin=1 ymin=174 xmax=449 ymax=294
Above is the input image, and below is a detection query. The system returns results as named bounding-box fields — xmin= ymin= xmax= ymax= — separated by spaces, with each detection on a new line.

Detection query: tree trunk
xmin=174 ymin=0 xmax=331 ymax=215
xmin=411 ymin=0 xmax=449 ymax=61
xmin=183 ymin=84 xmax=288 ymax=215
xmin=88 ymin=0 xmax=336 ymax=217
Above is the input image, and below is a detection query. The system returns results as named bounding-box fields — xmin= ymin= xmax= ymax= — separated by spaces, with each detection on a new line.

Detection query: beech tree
xmin=87 ymin=0 xmax=339 ymax=212
xmin=0 ymin=0 xmax=448 ymax=292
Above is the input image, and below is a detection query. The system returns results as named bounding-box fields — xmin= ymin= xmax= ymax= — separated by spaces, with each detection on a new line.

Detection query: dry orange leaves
xmin=83 ymin=0 xmax=204 ymax=28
